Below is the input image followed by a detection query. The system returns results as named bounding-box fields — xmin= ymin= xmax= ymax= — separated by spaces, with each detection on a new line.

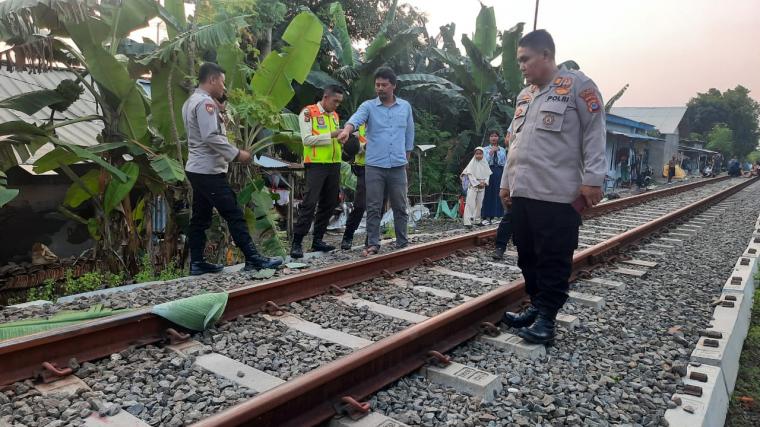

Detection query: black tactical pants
xmin=511 ymin=197 xmax=580 ymax=317
xmin=187 ymin=171 xmax=258 ymax=262
xmin=344 ymin=165 xmax=366 ymax=238
xmin=293 ymin=163 xmax=340 ymax=240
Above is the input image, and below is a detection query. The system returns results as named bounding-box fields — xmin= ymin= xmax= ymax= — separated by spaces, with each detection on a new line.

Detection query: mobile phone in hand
xmin=571 ymin=195 xmax=587 ymax=214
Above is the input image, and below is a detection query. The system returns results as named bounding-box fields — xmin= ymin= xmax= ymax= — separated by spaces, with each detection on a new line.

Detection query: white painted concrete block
xmin=412 ymin=286 xmax=472 ymax=301
xmin=556 ymin=313 xmax=580 ymax=328
xmin=35 ymin=376 xmax=90 ymax=396
xmin=267 ymin=314 xmax=374 ymax=349
xmin=422 ymin=361 xmax=502 ymax=402
xmin=84 ymin=409 xmax=151 ymax=427
xmin=647 ymin=243 xmax=675 ymax=250
xmin=621 ymin=259 xmax=658 ymax=268
xmin=485 ymin=261 xmax=522 ymax=272
xmin=611 ymin=267 xmax=648 ymax=277
xmin=567 ymin=291 xmax=604 ymax=309
xmin=658 ymin=237 xmax=684 ymax=245
xmin=336 ymin=294 xmax=429 ymax=323
xmin=194 ymin=353 xmax=285 ymax=393
xmin=584 ymin=277 xmax=626 ymax=291
xmin=430 ymin=266 xmax=508 ymax=285
xmin=663 ymin=364 xmax=729 ymax=427
xmin=691 ymin=294 xmax=749 ymax=393
xmin=635 ymin=249 xmax=666 ymax=257
xmin=480 ymin=332 xmax=546 ymax=359
xmin=330 ymin=412 xmax=411 ymax=427
xmin=722 ymin=255 xmax=758 ymax=299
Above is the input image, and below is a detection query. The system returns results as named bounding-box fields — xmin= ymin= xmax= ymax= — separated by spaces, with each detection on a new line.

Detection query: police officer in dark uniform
xmin=182 ymin=63 xmax=282 ymax=275
xmin=500 ymin=31 xmax=606 ymax=344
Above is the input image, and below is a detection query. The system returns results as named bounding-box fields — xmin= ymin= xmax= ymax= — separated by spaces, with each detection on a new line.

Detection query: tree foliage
xmin=683 ymin=86 xmax=760 ymax=158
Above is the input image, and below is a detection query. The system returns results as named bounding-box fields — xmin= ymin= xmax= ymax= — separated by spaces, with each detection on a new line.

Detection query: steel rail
xmin=0 ymin=176 xmax=732 ymax=386
xmin=195 ymin=177 xmax=757 ymax=427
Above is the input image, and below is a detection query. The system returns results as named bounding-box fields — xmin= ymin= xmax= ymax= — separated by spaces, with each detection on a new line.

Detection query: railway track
xmin=1 ymin=175 xmax=757 ymax=427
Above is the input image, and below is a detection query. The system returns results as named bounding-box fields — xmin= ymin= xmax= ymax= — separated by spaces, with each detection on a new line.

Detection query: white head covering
xmin=461 ymin=147 xmax=492 ymax=181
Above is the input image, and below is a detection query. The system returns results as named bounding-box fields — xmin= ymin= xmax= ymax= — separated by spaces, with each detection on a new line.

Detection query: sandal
xmin=362 ymin=245 xmax=380 ymax=257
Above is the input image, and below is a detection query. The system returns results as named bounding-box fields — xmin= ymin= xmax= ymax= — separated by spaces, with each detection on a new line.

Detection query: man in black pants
xmin=341 ymin=125 xmax=367 ymax=250
xmin=500 ymin=30 xmax=606 ymax=344
xmin=492 ymin=209 xmax=512 ymax=260
xmin=291 ymin=85 xmax=345 ymax=258
xmin=183 ymin=63 xmax=282 ymax=275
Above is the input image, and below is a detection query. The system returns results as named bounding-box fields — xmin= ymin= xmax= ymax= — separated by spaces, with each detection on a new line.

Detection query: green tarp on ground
xmin=435 ymin=198 xmax=460 ymax=219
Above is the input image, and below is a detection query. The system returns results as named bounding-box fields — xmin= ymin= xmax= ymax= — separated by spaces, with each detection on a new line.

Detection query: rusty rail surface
xmin=0 ymin=175 xmax=734 ymax=387
xmin=196 ymin=177 xmax=757 ymax=427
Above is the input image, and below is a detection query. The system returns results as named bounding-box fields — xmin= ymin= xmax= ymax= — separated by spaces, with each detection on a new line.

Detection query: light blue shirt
xmin=485 ymin=146 xmax=507 ymax=167
xmin=347 ymin=96 xmax=415 ymax=168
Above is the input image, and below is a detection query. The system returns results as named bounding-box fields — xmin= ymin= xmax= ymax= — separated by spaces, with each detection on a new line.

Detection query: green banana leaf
xmin=150 ymin=154 xmax=186 ymax=184
xmin=63 ymin=169 xmax=100 ymax=208
xmin=501 ymin=23 xmax=525 ymax=95
xmin=64 ymin=17 xmax=148 ymax=141
xmin=328 ymin=2 xmax=354 ymax=67
xmin=150 ymin=58 xmax=189 ymax=146
xmin=103 ymin=162 xmax=139 ymax=214
xmin=151 ymin=292 xmax=229 ymax=331
xmin=0 ymin=89 xmax=65 ymax=115
xmin=472 ymin=4 xmax=497 ymax=59
xmin=251 ymin=12 xmax=323 ymax=111
xmin=0 ymin=304 xmax=132 ymax=341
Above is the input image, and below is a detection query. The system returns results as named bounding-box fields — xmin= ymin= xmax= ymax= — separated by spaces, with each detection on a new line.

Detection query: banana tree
xmin=431 ymin=4 xmax=525 ymax=135
xmin=0 ymin=0 xmax=243 ymax=272
xmin=303 ymin=0 xmax=423 ymax=113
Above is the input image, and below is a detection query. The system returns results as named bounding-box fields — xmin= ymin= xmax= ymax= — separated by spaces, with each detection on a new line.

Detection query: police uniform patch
xmin=554 ymin=77 xmax=573 ymax=95
xmin=553 ymin=77 xmax=563 ymax=86
xmin=205 ymin=103 xmax=215 ymax=114
xmin=303 ymin=109 xmax=311 ymax=122
xmin=316 ymin=116 xmax=326 ymax=126
xmin=543 ymin=114 xmax=555 ymax=126
xmin=518 ymin=94 xmax=532 ymax=105
xmin=515 ymin=107 xmax=525 ymax=118
xmin=580 ymin=88 xmax=601 ymax=113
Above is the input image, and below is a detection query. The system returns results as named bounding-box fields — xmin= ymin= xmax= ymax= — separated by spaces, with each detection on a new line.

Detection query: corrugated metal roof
xmin=610 ymin=130 xmax=664 ymax=142
xmin=0 ymin=69 xmax=103 ymax=165
xmin=610 ymin=107 xmax=687 ymax=135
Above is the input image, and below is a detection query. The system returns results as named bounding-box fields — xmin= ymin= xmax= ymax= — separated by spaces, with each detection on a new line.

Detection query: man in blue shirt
xmin=338 ymin=67 xmax=415 ymax=255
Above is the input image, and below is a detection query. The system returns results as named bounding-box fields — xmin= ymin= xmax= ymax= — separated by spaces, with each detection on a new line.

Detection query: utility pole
xmin=533 ymin=0 xmax=540 ymax=30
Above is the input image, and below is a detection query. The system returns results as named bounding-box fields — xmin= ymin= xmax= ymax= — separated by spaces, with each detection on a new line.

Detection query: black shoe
xmin=517 ymin=314 xmax=556 ymax=345
xmin=243 ymin=254 xmax=282 ymax=271
xmin=393 ymin=241 xmax=409 ymax=250
xmin=190 ymin=261 xmax=224 ymax=276
xmin=311 ymin=240 xmax=336 ymax=252
xmin=290 ymin=242 xmax=304 ymax=259
xmin=340 ymin=235 xmax=353 ymax=250
xmin=502 ymin=305 xmax=539 ymax=328
xmin=492 ymin=247 xmax=506 ymax=260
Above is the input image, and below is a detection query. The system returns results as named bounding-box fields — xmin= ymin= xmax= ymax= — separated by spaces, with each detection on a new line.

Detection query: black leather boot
xmin=517 ymin=313 xmax=556 ymax=345
xmin=243 ymin=254 xmax=283 ymax=271
xmin=290 ymin=234 xmax=304 ymax=259
xmin=502 ymin=305 xmax=538 ymax=328
xmin=311 ymin=239 xmax=336 ymax=252
xmin=190 ymin=261 xmax=224 ymax=276
xmin=492 ymin=246 xmax=506 ymax=260
xmin=340 ymin=233 xmax=353 ymax=250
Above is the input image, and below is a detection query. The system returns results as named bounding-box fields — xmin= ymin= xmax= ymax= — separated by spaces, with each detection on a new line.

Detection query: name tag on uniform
xmin=317 ymin=116 xmax=326 ymax=127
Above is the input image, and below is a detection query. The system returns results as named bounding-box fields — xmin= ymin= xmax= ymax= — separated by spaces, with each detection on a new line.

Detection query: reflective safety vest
xmin=304 ymin=104 xmax=341 ymax=164
xmin=354 ymin=124 xmax=367 ymax=166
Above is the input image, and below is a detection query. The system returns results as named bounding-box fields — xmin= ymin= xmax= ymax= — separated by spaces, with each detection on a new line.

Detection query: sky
xmin=405 ymin=0 xmax=760 ymax=107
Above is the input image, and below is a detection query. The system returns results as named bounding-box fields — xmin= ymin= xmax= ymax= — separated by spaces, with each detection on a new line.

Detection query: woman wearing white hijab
xmin=461 ymin=147 xmax=492 ymax=228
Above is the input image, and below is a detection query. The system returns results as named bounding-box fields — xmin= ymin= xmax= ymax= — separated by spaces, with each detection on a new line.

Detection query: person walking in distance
xmin=183 ymin=63 xmax=282 ymax=275
xmin=500 ymin=30 xmax=606 ymax=344
xmin=461 ymin=147 xmax=491 ymax=229
xmin=291 ymin=85 xmax=346 ymax=259
xmin=337 ymin=67 xmax=415 ymax=256
xmin=481 ymin=130 xmax=507 ymax=224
